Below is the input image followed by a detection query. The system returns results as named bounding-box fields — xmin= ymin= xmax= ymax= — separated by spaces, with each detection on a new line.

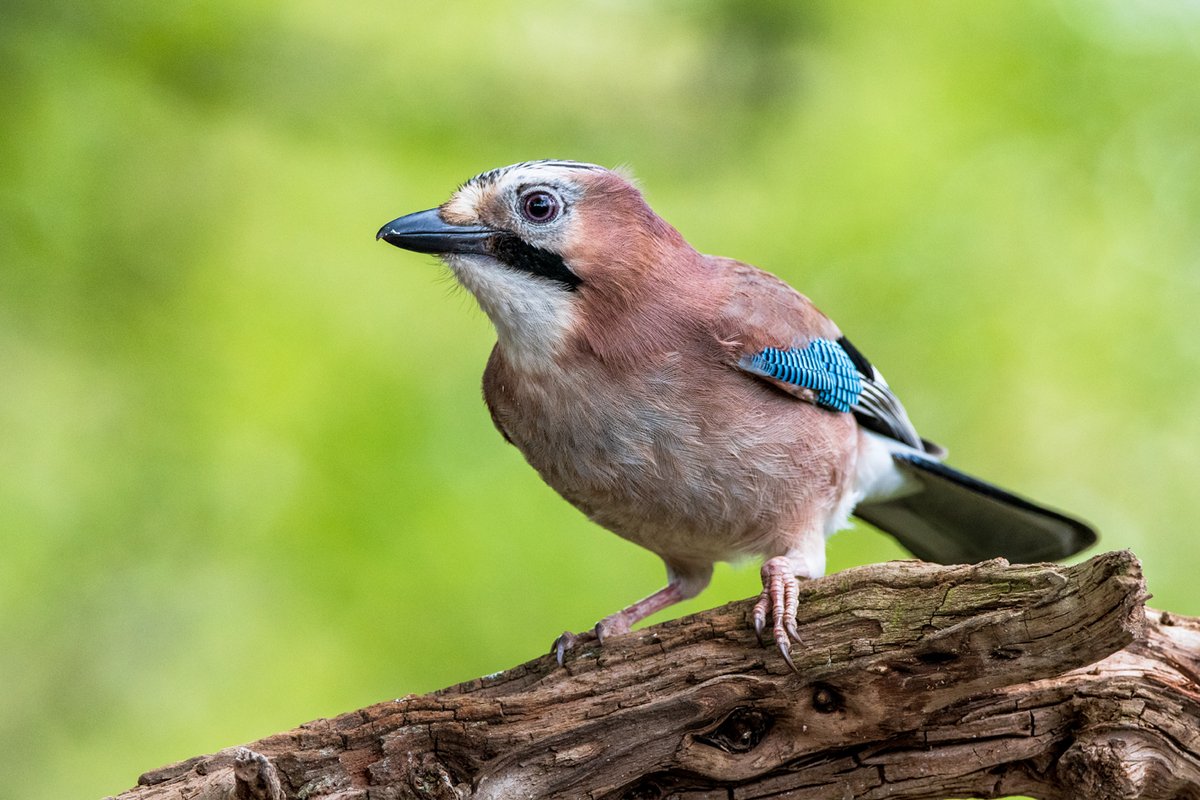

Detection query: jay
xmin=377 ymin=160 xmax=1096 ymax=668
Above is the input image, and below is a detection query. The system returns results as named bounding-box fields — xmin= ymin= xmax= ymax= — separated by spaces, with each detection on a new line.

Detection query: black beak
xmin=376 ymin=208 xmax=497 ymax=255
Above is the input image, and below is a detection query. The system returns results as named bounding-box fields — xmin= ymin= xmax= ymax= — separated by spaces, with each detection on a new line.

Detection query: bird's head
xmin=377 ymin=160 xmax=693 ymax=369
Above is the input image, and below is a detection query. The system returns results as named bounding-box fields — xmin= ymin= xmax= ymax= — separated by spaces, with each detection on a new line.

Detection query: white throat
xmin=445 ymin=254 xmax=576 ymax=372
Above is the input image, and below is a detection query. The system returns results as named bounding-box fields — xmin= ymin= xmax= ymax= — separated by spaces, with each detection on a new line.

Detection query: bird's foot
xmin=551 ymin=614 xmax=633 ymax=666
xmin=752 ymin=556 xmax=802 ymax=671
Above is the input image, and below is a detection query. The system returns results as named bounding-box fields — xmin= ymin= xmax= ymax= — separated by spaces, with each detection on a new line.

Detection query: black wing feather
xmin=836 ymin=336 xmax=928 ymax=452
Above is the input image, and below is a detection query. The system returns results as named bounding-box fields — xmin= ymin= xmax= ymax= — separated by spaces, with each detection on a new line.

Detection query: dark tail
xmin=853 ymin=454 xmax=1098 ymax=564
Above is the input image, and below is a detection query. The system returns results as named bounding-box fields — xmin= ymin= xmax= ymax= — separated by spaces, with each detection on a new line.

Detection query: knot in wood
xmin=811 ymin=683 xmax=844 ymax=714
xmin=695 ymin=707 xmax=773 ymax=754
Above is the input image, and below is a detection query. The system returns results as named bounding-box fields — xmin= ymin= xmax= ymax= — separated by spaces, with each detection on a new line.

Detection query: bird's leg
xmin=753 ymin=541 xmax=825 ymax=671
xmin=554 ymin=562 xmax=712 ymax=665
xmin=595 ymin=582 xmax=688 ymax=641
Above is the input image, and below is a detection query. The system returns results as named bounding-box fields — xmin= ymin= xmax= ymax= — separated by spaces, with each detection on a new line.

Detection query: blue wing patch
xmin=744 ymin=339 xmax=863 ymax=412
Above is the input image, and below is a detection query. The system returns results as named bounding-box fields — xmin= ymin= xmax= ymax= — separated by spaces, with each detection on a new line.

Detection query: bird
xmin=376 ymin=160 xmax=1097 ymax=668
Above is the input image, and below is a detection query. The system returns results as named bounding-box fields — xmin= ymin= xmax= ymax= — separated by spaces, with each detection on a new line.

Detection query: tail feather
xmin=853 ymin=454 xmax=1097 ymax=565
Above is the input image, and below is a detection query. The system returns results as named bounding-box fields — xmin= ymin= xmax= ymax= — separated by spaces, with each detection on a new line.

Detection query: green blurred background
xmin=3 ymin=1 xmax=1199 ymax=797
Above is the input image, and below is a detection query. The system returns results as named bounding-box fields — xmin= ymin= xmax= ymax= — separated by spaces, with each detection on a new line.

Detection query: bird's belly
xmin=493 ymin=378 xmax=857 ymax=565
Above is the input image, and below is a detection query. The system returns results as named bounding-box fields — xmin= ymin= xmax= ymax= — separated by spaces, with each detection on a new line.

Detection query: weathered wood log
xmin=113 ymin=551 xmax=1200 ymax=800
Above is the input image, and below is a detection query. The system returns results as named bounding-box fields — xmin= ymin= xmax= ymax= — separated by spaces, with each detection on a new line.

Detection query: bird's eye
xmin=520 ymin=191 xmax=560 ymax=224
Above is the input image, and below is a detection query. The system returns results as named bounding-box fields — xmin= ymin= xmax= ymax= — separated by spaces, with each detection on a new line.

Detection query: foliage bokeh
xmin=2 ymin=2 xmax=1199 ymax=797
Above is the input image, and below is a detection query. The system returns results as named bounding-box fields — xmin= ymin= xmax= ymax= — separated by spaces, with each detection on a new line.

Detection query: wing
xmin=740 ymin=336 xmax=928 ymax=451
xmin=718 ymin=259 xmax=938 ymax=454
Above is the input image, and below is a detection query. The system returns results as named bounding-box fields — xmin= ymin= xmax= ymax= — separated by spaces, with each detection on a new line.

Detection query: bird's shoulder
xmin=705 ymin=257 xmax=930 ymax=450
xmin=706 ymin=256 xmax=841 ymax=354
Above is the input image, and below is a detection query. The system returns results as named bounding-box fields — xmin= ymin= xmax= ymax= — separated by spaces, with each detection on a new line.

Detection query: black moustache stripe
xmin=487 ymin=234 xmax=582 ymax=292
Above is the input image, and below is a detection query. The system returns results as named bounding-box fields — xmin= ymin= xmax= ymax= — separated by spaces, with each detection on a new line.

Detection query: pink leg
xmin=554 ymin=563 xmax=712 ymax=665
xmin=596 ymin=582 xmax=688 ymax=640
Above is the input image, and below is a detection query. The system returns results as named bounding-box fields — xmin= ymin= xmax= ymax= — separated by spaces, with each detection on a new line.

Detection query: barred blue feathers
xmin=745 ymin=339 xmax=863 ymax=413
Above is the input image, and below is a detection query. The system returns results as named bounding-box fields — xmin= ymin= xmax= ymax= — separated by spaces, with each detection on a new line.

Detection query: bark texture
xmin=114 ymin=551 xmax=1200 ymax=800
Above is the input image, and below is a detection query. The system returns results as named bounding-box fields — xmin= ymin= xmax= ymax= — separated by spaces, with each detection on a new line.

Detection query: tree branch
xmin=114 ymin=551 xmax=1200 ymax=800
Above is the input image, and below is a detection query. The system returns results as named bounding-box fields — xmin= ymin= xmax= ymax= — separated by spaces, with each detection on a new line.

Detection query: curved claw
xmin=779 ymin=639 xmax=796 ymax=672
xmin=786 ymin=615 xmax=801 ymax=643
xmin=552 ymin=630 xmax=578 ymax=666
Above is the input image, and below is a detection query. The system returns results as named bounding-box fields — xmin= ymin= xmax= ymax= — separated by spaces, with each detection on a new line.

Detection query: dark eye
xmin=520 ymin=190 xmax=560 ymax=224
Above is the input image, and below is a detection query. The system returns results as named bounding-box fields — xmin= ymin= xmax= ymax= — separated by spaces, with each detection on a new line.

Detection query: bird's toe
xmin=751 ymin=596 xmax=769 ymax=645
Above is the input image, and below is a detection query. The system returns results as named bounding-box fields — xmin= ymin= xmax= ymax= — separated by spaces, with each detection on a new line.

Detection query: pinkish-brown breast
xmin=481 ymin=255 xmax=858 ymax=569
